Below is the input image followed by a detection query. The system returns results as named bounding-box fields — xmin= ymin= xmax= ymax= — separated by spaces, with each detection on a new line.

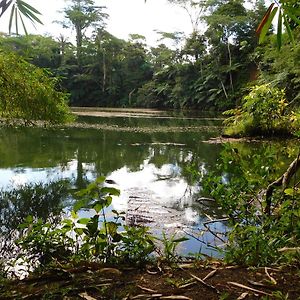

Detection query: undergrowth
xmin=223 ymin=84 xmax=300 ymax=137
xmin=202 ymin=144 xmax=300 ymax=266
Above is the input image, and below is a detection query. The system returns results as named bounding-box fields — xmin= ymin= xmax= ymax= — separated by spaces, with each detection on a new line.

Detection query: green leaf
xmin=173 ymin=237 xmax=189 ymax=243
xmin=95 ymin=176 xmax=106 ymax=184
xmin=73 ymin=198 xmax=89 ymax=212
xmin=87 ymin=215 xmax=99 ymax=235
xmin=112 ymin=233 xmax=122 ymax=242
xmin=93 ymin=202 xmax=103 ymax=213
xmin=283 ymin=13 xmax=295 ymax=46
xmin=285 ymin=8 xmax=300 ymax=27
xmin=19 ymin=0 xmax=42 ymax=15
xmin=77 ymin=218 xmax=91 ymax=225
xmin=8 ymin=3 xmax=15 ymax=34
xmin=284 ymin=188 xmax=294 ymax=196
xmin=18 ymin=11 xmax=28 ymax=35
xmin=17 ymin=3 xmax=43 ymax=25
xmin=256 ymin=3 xmax=275 ymax=36
xmin=71 ymin=210 xmax=78 ymax=219
xmin=85 ymin=182 xmax=98 ymax=193
xmin=277 ymin=10 xmax=282 ymax=50
xmin=74 ymin=227 xmax=84 ymax=235
xmin=259 ymin=7 xmax=278 ymax=44
xmin=105 ymin=195 xmax=112 ymax=207
xmin=100 ymin=187 xmax=120 ymax=196
xmin=25 ymin=215 xmax=33 ymax=223
xmin=106 ymin=221 xmax=118 ymax=235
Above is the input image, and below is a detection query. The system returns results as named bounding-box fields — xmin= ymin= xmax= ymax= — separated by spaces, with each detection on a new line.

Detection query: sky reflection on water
xmin=0 ymin=114 xmax=226 ymax=256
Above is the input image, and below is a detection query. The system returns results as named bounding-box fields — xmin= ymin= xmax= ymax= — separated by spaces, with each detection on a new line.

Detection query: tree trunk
xmin=227 ymin=40 xmax=234 ymax=93
xmin=76 ymin=24 xmax=82 ymax=67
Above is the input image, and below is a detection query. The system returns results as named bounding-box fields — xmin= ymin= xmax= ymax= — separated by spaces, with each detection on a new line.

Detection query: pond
xmin=0 ymin=108 xmax=298 ymax=258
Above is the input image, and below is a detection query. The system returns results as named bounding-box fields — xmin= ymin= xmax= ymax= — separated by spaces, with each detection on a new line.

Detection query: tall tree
xmin=205 ymin=0 xmax=248 ymax=94
xmin=167 ymin=0 xmax=208 ymax=33
xmin=62 ymin=0 xmax=108 ymax=66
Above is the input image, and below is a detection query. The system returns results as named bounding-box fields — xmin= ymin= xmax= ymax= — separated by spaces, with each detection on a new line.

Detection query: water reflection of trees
xmin=213 ymin=140 xmax=300 ymax=189
xmin=0 ymin=127 xmax=221 ymax=189
xmin=76 ymin=115 xmax=223 ymax=129
xmin=1 ymin=125 xmax=297 ymax=257
xmin=0 ymin=181 xmax=70 ymax=258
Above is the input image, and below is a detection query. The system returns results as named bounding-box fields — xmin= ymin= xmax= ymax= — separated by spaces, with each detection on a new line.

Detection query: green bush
xmin=202 ymin=144 xmax=300 ymax=266
xmin=223 ymin=84 xmax=300 ymax=137
xmin=16 ymin=177 xmax=156 ymax=269
xmin=0 ymin=51 xmax=74 ymax=125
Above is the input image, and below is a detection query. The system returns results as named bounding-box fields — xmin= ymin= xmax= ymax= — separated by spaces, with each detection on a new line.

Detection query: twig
xmin=132 ymin=294 xmax=163 ymax=299
xmin=247 ymin=280 xmax=275 ymax=289
xmin=228 ymin=281 xmax=272 ymax=296
xmin=237 ymin=292 xmax=249 ymax=300
xmin=181 ymin=229 xmax=207 ymax=244
xmin=146 ymin=270 xmax=158 ymax=275
xmin=203 ymin=218 xmax=229 ymax=225
xmin=179 ymin=281 xmax=196 ymax=289
xmin=189 ymin=273 xmax=220 ymax=294
xmin=137 ymin=285 xmax=157 ymax=293
xmin=278 ymin=247 xmax=300 ymax=253
xmin=265 ymin=267 xmax=277 ymax=285
xmin=202 ymin=269 xmax=217 ymax=281
xmin=196 ymin=197 xmax=215 ymax=202
xmin=203 ymin=213 xmax=213 ymax=221
xmin=160 ymin=296 xmax=192 ymax=300
xmin=203 ymin=219 xmax=228 ymax=243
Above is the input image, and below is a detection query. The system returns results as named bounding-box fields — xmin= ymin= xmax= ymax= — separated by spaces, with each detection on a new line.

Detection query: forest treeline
xmin=0 ymin=0 xmax=299 ymax=111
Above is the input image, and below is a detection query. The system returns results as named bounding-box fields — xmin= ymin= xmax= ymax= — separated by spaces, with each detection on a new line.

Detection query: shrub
xmin=16 ymin=177 xmax=156 ymax=269
xmin=0 ymin=51 xmax=74 ymax=125
xmin=223 ymin=84 xmax=300 ymax=137
xmin=202 ymin=144 xmax=300 ymax=266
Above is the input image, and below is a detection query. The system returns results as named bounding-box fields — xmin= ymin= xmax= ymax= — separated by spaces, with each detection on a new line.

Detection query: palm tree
xmin=0 ymin=0 xmax=42 ymax=34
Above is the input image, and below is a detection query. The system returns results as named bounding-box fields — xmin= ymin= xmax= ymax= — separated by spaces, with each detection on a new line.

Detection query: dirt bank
xmin=1 ymin=261 xmax=299 ymax=299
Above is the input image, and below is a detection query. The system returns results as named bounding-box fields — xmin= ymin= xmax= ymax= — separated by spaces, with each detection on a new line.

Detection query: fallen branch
xmin=228 ymin=281 xmax=272 ymax=296
xmin=265 ymin=154 xmax=300 ymax=215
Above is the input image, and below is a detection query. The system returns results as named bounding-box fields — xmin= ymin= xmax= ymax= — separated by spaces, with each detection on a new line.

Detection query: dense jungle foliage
xmin=0 ymin=0 xmax=299 ymax=276
xmin=0 ymin=52 xmax=74 ymax=124
xmin=0 ymin=0 xmax=299 ymax=113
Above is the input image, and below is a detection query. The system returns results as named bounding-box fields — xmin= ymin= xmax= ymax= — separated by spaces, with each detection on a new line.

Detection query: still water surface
xmin=0 ymin=110 xmax=297 ymax=257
